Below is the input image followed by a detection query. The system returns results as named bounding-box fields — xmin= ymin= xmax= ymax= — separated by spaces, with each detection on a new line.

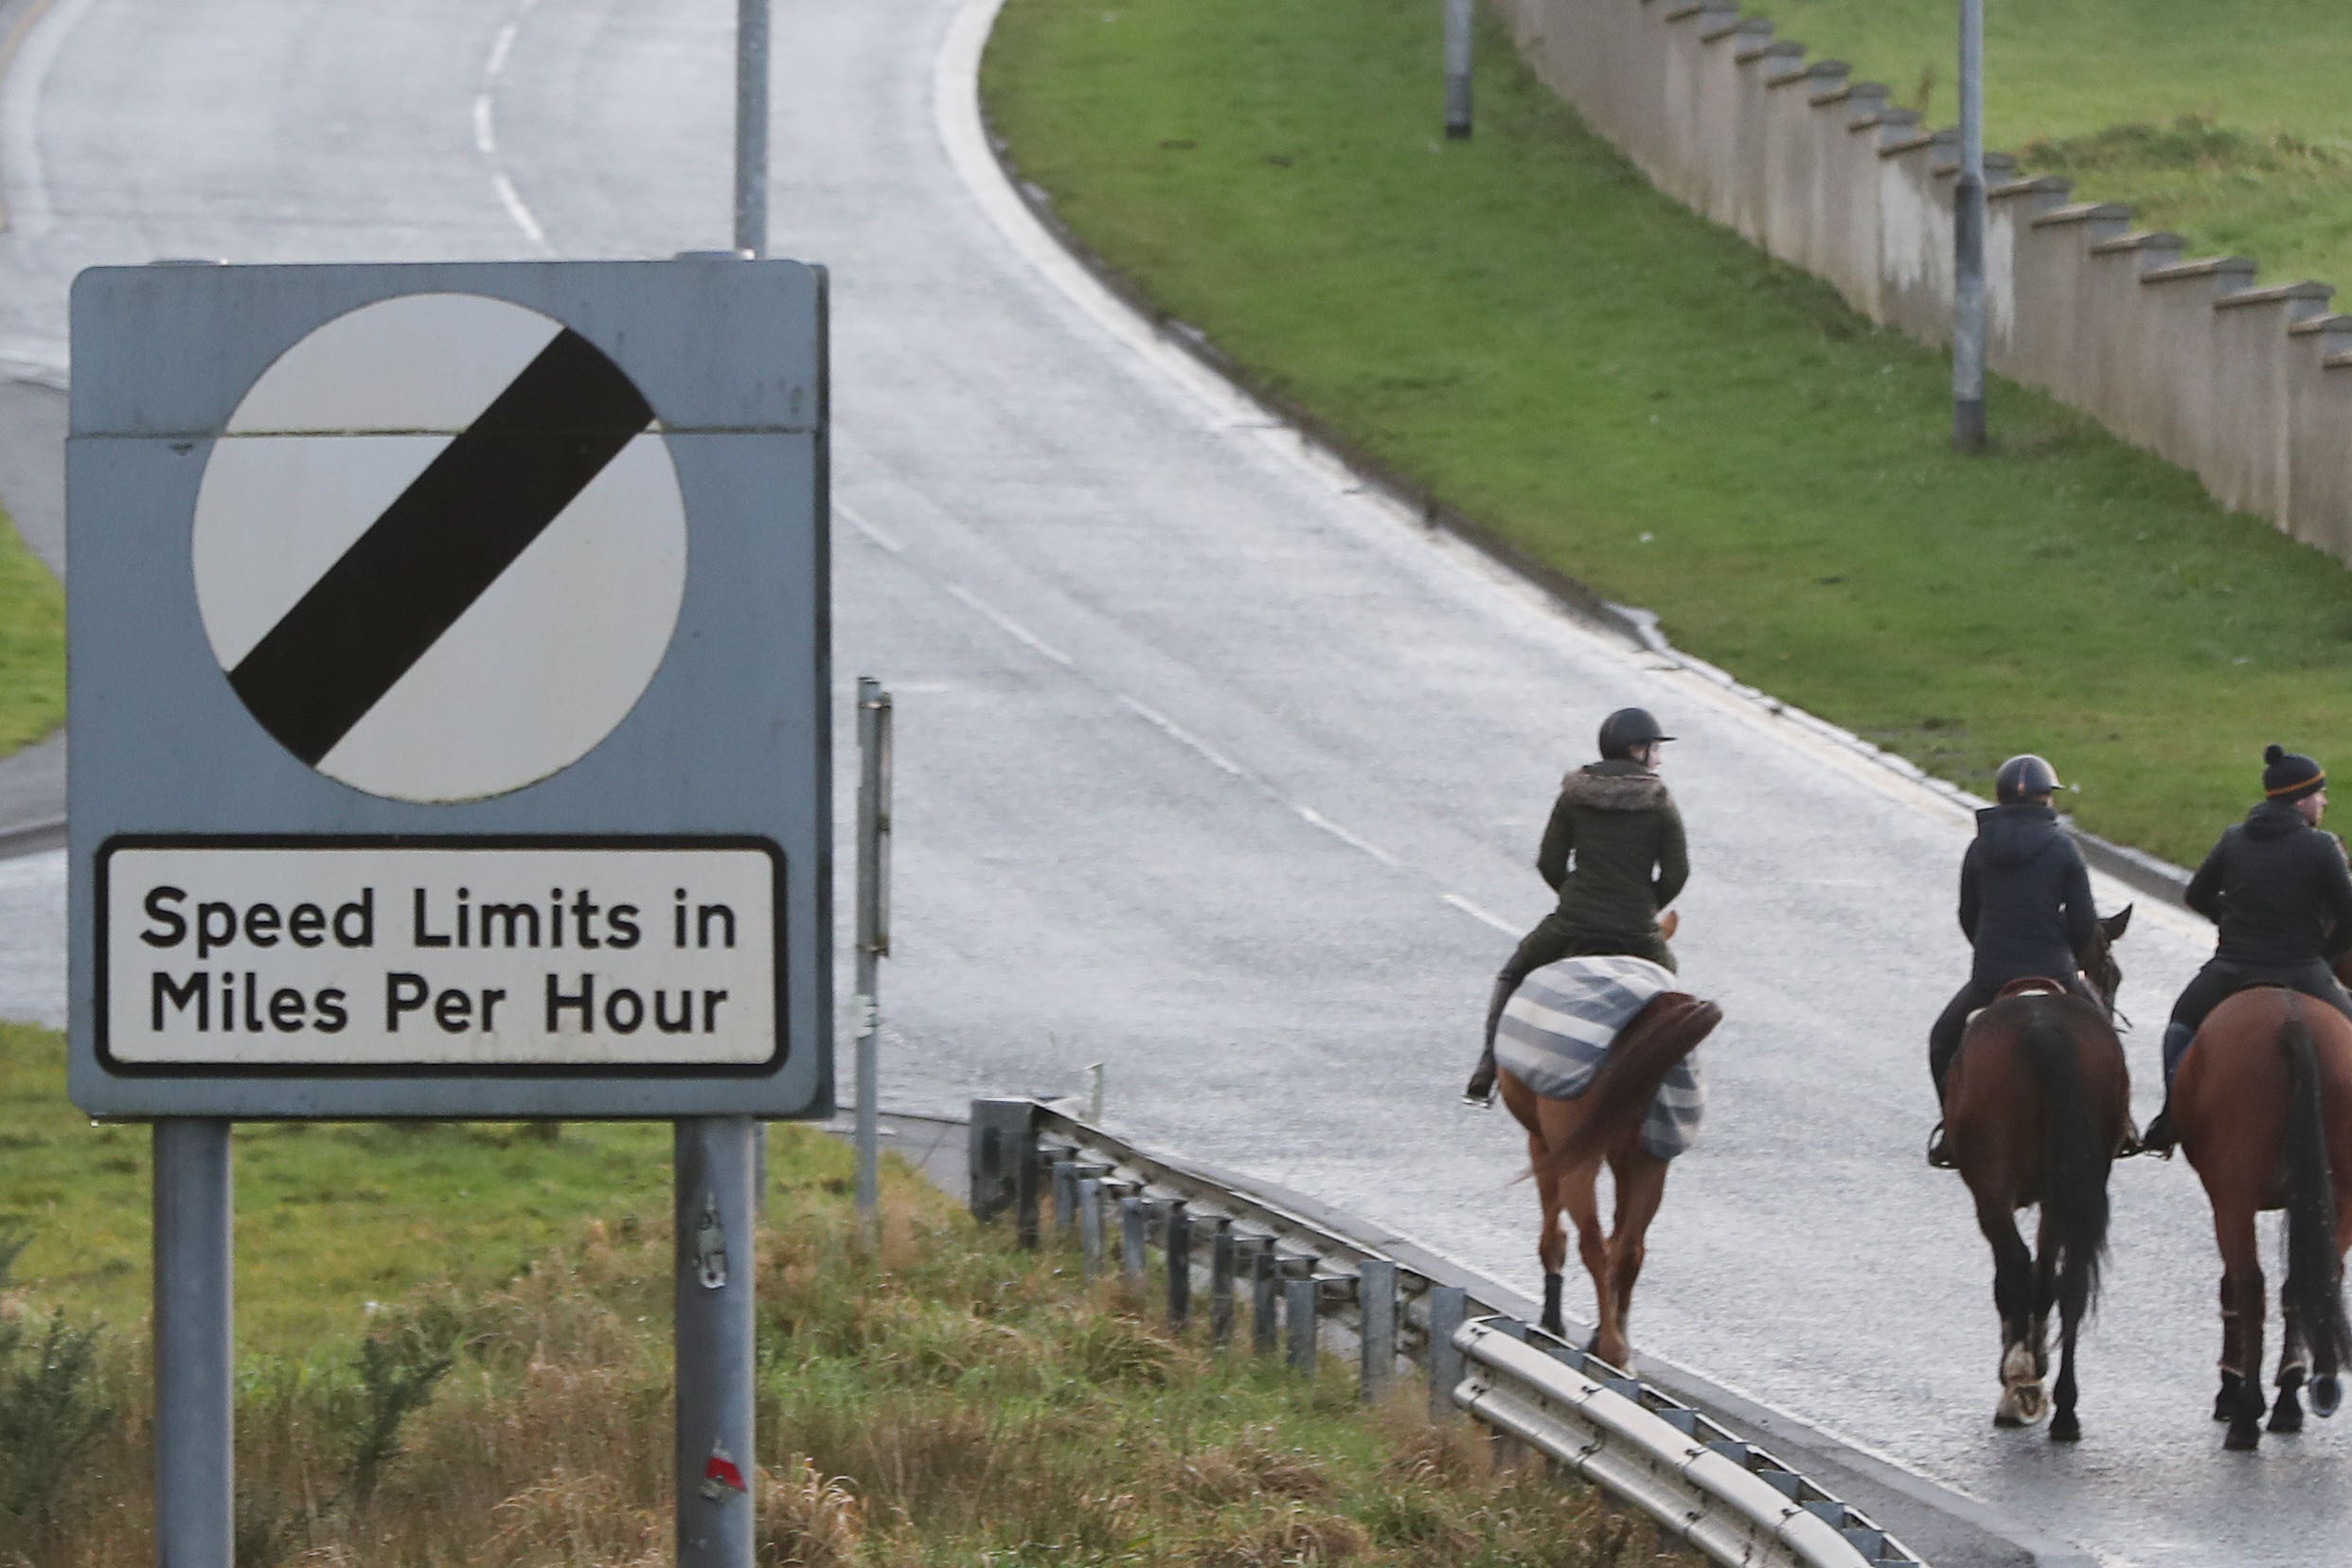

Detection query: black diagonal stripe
xmin=227 ymin=329 xmax=654 ymax=765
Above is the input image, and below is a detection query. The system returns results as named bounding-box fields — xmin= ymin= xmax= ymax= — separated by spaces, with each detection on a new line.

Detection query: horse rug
xmin=1495 ymin=953 xmax=1706 ymax=1160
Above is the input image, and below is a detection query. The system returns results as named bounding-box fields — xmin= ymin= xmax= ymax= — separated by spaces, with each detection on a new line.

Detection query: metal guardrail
xmin=968 ymin=1096 xmax=1927 ymax=1568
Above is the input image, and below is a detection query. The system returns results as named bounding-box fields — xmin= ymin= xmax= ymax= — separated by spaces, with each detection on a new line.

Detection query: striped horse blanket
xmin=1494 ymin=953 xmax=1707 ymax=1160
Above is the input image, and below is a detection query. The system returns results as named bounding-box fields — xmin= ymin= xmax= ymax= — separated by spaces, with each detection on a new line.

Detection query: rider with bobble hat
xmin=2139 ymin=744 xmax=2352 ymax=1154
xmin=1924 ymin=754 xmax=2101 ymax=1167
xmin=1461 ymin=705 xmax=1687 ymax=1106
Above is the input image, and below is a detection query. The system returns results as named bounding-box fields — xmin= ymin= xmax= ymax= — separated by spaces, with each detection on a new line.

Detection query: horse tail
xmin=2278 ymin=1007 xmax=2352 ymax=1376
xmin=2019 ymin=1001 xmax=2109 ymax=1323
xmin=1553 ymin=994 xmax=1720 ymax=1167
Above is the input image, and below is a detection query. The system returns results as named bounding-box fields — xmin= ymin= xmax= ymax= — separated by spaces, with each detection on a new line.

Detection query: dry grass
xmin=4 ymin=1135 xmax=1685 ymax=1567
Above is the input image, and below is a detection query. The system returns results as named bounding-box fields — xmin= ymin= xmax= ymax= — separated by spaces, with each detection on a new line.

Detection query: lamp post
xmin=1952 ymin=0 xmax=1987 ymax=451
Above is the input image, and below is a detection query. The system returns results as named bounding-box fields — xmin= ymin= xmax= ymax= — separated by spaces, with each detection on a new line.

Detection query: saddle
xmin=1994 ymin=976 xmax=2072 ymax=1001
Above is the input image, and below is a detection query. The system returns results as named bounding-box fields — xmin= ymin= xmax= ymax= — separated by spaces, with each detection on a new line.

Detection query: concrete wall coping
xmin=1701 ymin=15 xmax=1772 ymax=43
xmin=2089 ymin=229 xmax=2184 ymax=256
xmin=1768 ymin=57 xmax=1844 ymax=86
xmin=1661 ymin=1 xmax=1734 ymax=22
xmin=2213 ymin=280 xmax=2333 ymax=309
xmin=2287 ymin=312 xmax=2352 ymax=336
xmin=1736 ymin=38 xmax=1805 ymax=63
xmin=2325 ymin=349 xmax=2352 ymax=371
xmin=1987 ymin=174 xmax=2071 ymax=202
xmin=2140 ymin=256 xmax=2258 ymax=284
xmin=1933 ymin=151 xmax=2018 ymax=181
xmin=2031 ymin=201 xmax=2131 ymax=228
xmin=1880 ymin=129 xmax=1938 ymax=157
xmin=1848 ymin=101 xmax=1914 ymax=131
xmin=1809 ymin=77 xmax=1876 ymax=106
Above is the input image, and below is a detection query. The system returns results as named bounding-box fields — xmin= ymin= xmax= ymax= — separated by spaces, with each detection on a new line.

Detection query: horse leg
xmin=2035 ymin=1208 xmax=2084 ymax=1443
xmin=2215 ymin=1199 xmax=2269 ymax=1451
xmin=1973 ymin=1190 xmax=2043 ymax=1427
xmin=2272 ymin=1305 xmax=2308 ymax=1435
xmin=1605 ymin=1151 xmax=1669 ymax=1369
xmin=2318 ymin=1204 xmax=2352 ymax=1419
xmin=1531 ymin=1131 xmax=1568 ymax=1340
xmin=1561 ymin=1161 xmax=1623 ymax=1367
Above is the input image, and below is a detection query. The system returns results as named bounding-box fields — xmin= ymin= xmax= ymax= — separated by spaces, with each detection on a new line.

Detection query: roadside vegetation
xmin=981 ymin=0 xmax=2352 ymax=867
xmin=0 ymin=506 xmax=63 ymax=760
xmin=1778 ymin=0 xmax=2352 ymax=291
xmin=0 ymin=1022 xmax=1669 ymax=1566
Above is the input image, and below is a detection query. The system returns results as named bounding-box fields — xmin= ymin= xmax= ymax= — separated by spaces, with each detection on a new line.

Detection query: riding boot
xmin=2137 ymin=1022 xmax=2196 ymax=1156
xmin=1461 ymin=1044 xmax=1499 ymax=1107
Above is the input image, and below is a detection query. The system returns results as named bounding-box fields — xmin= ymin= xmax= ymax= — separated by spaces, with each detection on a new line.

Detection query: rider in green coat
xmin=1462 ymin=707 xmax=1688 ymax=1105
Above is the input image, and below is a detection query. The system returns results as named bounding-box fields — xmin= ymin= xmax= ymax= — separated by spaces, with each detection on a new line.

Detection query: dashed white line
xmin=945 ymin=584 xmax=1075 ymax=668
xmin=837 ymin=504 xmax=906 ymax=555
xmin=471 ymin=96 xmax=496 ymax=154
xmin=490 ymin=170 xmax=548 ymax=250
xmin=486 ymin=19 xmax=521 ymax=79
xmin=1295 ymin=805 xmax=1401 ymax=867
xmin=474 ymin=5 xmax=551 ymax=255
xmin=1441 ymin=893 xmax=1520 ymax=935
xmin=1117 ymin=696 xmax=1245 ymax=777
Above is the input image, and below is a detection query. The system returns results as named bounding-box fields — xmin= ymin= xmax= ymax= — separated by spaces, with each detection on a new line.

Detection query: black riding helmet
xmin=1598 ymin=706 xmax=1674 ymax=760
xmin=1995 ymin=753 xmax=2062 ymax=804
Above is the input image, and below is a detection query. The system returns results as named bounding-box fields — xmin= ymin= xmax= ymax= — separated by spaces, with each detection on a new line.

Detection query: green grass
xmin=0 ymin=503 xmax=64 ymax=759
xmin=982 ymin=0 xmax=2352 ymax=866
xmin=1 ymin=1023 xmax=1655 ymax=1566
xmin=1770 ymin=0 xmax=2352 ymax=290
xmin=0 ymin=1021 xmax=676 ymax=1350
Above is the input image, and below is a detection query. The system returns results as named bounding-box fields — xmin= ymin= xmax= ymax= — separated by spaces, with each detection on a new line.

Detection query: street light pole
xmin=1952 ymin=0 xmax=1987 ymax=451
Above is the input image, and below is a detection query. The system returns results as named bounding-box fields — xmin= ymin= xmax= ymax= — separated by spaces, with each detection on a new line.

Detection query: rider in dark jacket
xmin=1462 ymin=707 xmax=1687 ymax=1106
xmin=1925 ymin=755 xmax=2100 ymax=1167
xmin=2140 ymin=745 xmax=2352 ymax=1152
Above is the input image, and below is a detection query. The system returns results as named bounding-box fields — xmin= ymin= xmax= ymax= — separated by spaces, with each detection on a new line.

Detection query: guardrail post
xmin=1119 ymin=1195 xmax=1147 ymax=1282
xmin=1051 ymin=1157 xmax=1078 ymax=1238
xmin=1427 ymin=1286 xmax=1468 ymax=1422
xmin=1077 ymin=1176 xmax=1104 ymax=1281
xmin=966 ymin=1098 xmax=1040 ymax=1236
xmin=1165 ymin=1203 xmax=1192 ymax=1327
xmin=1208 ymin=1221 xmax=1236 ymax=1348
xmin=1359 ymin=1259 xmax=1397 ymax=1402
xmin=1250 ymin=1243 xmax=1280 ymax=1357
xmin=1286 ymin=1276 xmax=1320 ymax=1374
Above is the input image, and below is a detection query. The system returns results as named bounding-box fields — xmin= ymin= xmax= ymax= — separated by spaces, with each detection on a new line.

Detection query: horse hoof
xmin=2216 ymin=1376 xmax=2244 ymax=1423
xmin=2225 ymin=1422 xmax=2263 ymax=1452
xmin=1993 ymin=1409 xmax=2024 ymax=1429
xmin=2014 ymin=1385 xmax=2048 ymax=1425
xmin=2049 ymin=1413 xmax=2081 ymax=1443
xmin=2268 ymin=1399 xmax=2304 ymax=1435
xmin=2315 ymin=1376 xmax=2343 ymax=1418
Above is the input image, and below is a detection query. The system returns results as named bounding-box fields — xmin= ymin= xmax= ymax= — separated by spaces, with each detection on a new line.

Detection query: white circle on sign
xmin=190 ymin=293 xmax=686 ymax=803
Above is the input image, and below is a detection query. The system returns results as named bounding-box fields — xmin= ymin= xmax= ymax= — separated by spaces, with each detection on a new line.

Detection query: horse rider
xmin=1462 ymin=706 xmax=1688 ymax=1106
xmin=1924 ymin=754 xmax=2101 ymax=1167
xmin=2138 ymin=744 xmax=2352 ymax=1154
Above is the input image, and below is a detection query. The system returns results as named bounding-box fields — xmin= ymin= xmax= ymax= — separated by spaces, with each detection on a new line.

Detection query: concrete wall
xmin=1490 ymin=0 xmax=2352 ymax=561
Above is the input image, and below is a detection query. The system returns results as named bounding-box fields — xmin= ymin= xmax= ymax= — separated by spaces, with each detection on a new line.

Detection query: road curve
xmin=3 ymin=1 xmax=2347 ymax=1561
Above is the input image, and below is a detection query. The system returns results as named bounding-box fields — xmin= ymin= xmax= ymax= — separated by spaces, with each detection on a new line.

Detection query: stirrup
xmin=1925 ymin=1122 xmax=1955 ymax=1169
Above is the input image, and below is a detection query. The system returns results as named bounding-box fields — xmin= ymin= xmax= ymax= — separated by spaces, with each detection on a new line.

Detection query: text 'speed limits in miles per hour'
xmin=98 ymin=840 xmax=783 ymax=1070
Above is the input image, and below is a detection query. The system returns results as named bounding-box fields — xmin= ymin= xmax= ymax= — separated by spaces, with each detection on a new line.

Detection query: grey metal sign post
xmin=69 ymin=257 xmax=829 ymax=1568
xmin=1953 ymin=0 xmax=1987 ymax=450
xmin=854 ymin=677 xmax=894 ymax=1238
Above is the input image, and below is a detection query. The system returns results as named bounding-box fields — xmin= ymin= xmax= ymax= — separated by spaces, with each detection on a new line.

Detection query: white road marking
xmin=474 ymin=5 xmax=552 ymax=255
xmin=0 ymin=0 xmax=92 ymax=240
xmin=1295 ymin=805 xmax=1401 ymax=867
xmin=1441 ymin=893 xmax=1520 ymax=935
xmin=944 ymin=583 xmax=1074 ymax=668
xmin=1116 ymin=696 xmax=1245 ymax=778
xmin=836 ymin=503 xmax=906 ymax=555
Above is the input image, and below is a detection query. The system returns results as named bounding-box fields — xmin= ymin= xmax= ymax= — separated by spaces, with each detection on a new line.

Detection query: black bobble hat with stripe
xmin=2263 ymin=743 xmax=2326 ymax=802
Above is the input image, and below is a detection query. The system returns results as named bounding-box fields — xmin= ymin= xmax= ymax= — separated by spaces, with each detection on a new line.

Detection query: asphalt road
xmin=2 ymin=1 xmax=2346 ymax=1561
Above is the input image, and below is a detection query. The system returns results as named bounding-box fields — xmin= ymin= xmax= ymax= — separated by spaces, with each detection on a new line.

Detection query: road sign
xmin=67 ymin=259 xmax=831 ymax=1119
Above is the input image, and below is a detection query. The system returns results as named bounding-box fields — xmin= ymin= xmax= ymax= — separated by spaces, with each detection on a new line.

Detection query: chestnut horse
xmin=1498 ymin=976 xmax=1720 ymax=1370
xmin=1943 ymin=906 xmax=2133 ymax=1441
xmin=2172 ymin=982 xmax=2352 ymax=1451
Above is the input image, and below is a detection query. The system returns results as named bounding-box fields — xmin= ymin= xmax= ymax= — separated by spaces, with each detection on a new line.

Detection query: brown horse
xmin=1943 ymin=906 xmax=2133 ymax=1442
xmin=2173 ymin=986 xmax=2352 ymax=1451
xmin=1498 ymin=982 xmax=1720 ymax=1369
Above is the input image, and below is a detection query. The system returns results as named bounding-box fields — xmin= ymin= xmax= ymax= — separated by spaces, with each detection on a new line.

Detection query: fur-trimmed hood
xmin=1559 ymin=761 xmax=1671 ymax=812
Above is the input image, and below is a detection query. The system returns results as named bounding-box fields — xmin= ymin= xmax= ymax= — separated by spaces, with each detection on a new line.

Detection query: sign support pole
xmin=676 ymin=1118 xmax=757 ymax=1566
xmin=854 ymin=678 xmax=893 ymax=1240
xmin=154 ymin=1117 xmax=233 ymax=1568
xmin=733 ymin=0 xmax=774 ymax=1214
xmin=1952 ymin=0 xmax=1987 ymax=451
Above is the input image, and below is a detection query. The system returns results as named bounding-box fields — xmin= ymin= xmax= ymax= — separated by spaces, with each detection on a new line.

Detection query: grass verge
xmin=0 ymin=504 xmax=63 ymax=760
xmin=1775 ymin=0 xmax=2352 ymax=291
xmin=1 ymin=1033 xmax=1669 ymax=1566
xmin=981 ymin=0 xmax=2352 ymax=867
